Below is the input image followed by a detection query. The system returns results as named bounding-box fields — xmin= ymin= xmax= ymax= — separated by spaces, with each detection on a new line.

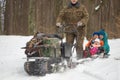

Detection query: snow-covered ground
xmin=0 ymin=35 xmax=120 ymax=80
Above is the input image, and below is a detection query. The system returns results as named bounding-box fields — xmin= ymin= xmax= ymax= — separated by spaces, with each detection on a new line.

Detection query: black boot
xmin=76 ymin=50 xmax=83 ymax=60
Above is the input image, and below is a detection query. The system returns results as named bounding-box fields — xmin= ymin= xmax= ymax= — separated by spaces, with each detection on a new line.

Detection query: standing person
xmin=98 ymin=29 xmax=110 ymax=58
xmin=56 ymin=0 xmax=89 ymax=59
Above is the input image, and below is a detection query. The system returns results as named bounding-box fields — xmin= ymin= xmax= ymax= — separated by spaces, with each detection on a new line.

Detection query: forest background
xmin=0 ymin=0 xmax=120 ymax=39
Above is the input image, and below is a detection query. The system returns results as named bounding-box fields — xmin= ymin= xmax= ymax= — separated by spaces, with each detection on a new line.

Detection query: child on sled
xmin=84 ymin=32 xmax=104 ymax=58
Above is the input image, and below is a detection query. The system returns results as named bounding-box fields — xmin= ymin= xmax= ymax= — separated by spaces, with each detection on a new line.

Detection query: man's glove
xmin=56 ymin=23 xmax=63 ymax=33
xmin=56 ymin=23 xmax=62 ymax=27
xmin=77 ymin=21 xmax=83 ymax=27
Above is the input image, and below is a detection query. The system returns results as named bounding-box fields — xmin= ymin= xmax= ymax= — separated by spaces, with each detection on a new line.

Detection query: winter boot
xmin=76 ymin=50 xmax=83 ymax=60
xmin=103 ymin=53 xmax=110 ymax=58
xmin=99 ymin=52 xmax=104 ymax=58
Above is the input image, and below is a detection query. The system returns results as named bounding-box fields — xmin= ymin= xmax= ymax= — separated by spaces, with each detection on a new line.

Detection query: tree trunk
xmin=0 ymin=1 xmax=1 ymax=34
xmin=35 ymin=0 xmax=63 ymax=34
xmin=28 ymin=0 xmax=36 ymax=35
xmin=4 ymin=0 xmax=29 ymax=35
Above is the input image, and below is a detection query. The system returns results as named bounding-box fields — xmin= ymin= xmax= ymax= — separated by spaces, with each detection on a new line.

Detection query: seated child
xmin=98 ymin=29 xmax=110 ymax=58
xmin=86 ymin=32 xmax=100 ymax=48
xmin=84 ymin=32 xmax=104 ymax=58
xmin=89 ymin=38 xmax=101 ymax=57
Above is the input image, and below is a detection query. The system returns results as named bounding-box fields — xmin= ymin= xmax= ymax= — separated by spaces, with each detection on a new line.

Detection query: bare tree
xmin=4 ymin=0 xmax=29 ymax=35
xmin=0 ymin=0 xmax=5 ymax=34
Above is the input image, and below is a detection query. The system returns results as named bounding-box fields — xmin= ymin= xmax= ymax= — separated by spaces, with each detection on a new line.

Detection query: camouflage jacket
xmin=56 ymin=2 xmax=89 ymax=27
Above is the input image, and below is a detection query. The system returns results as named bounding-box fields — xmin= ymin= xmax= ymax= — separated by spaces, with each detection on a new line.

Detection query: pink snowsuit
xmin=90 ymin=47 xmax=98 ymax=55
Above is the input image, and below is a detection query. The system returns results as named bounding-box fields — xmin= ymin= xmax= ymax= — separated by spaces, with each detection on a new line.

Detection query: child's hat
xmin=92 ymin=32 xmax=99 ymax=36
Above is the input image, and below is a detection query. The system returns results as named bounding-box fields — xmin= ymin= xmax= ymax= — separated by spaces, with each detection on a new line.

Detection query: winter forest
xmin=0 ymin=0 xmax=120 ymax=80
xmin=0 ymin=0 xmax=120 ymax=39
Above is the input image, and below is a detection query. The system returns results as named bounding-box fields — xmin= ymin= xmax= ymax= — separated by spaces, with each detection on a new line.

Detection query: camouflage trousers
xmin=65 ymin=26 xmax=85 ymax=58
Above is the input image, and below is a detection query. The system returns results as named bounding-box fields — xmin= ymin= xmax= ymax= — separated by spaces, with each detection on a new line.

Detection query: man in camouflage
xmin=56 ymin=0 xmax=89 ymax=59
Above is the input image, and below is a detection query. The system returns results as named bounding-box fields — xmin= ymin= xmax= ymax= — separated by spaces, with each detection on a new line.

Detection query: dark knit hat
xmin=92 ymin=32 xmax=99 ymax=36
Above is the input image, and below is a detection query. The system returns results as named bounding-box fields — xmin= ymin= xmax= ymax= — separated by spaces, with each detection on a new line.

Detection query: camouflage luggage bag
xmin=40 ymin=37 xmax=61 ymax=58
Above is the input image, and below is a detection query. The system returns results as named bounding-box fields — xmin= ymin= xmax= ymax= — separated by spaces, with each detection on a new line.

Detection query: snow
xmin=0 ymin=35 xmax=120 ymax=80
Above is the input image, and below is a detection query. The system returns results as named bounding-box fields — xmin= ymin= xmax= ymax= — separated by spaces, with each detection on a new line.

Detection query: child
xmin=85 ymin=32 xmax=99 ymax=48
xmin=98 ymin=29 xmax=110 ymax=58
xmin=84 ymin=32 xmax=104 ymax=58
xmin=89 ymin=38 xmax=101 ymax=57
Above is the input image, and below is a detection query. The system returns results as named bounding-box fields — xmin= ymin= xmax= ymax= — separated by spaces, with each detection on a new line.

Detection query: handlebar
xmin=57 ymin=24 xmax=79 ymax=34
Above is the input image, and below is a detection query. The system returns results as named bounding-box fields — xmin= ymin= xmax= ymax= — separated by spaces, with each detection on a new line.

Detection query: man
xmin=56 ymin=0 xmax=89 ymax=59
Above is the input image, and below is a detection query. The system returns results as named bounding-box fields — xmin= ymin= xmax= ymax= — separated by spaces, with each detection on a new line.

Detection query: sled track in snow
xmin=83 ymin=70 xmax=106 ymax=80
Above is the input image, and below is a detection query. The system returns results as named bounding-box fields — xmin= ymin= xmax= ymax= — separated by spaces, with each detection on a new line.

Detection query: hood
xmin=99 ymin=29 xmax=108 ymax=43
